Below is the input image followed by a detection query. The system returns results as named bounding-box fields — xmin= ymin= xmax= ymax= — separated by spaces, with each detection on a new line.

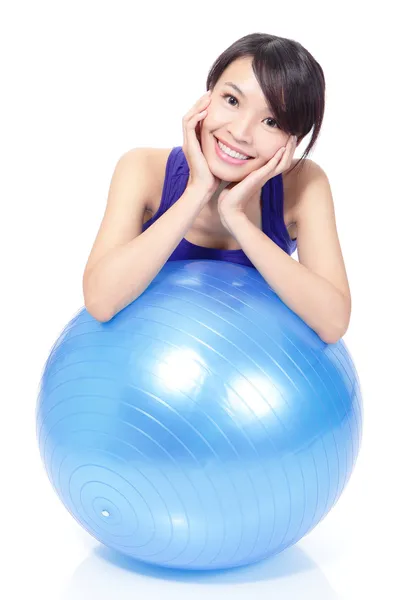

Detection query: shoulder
xmin=123 ymin=147 xmax=174 ymax=212
xmin=283 ymin=158 xmax=330 ymax=221
xmin=123 ymin=146 xmax=173 ymax=172
xmin=283 ymin=157 xmax=327 ymax=190
xmin=148 ymin=146 xmax=175 ymax=173
xmin=146 ymin=147 xmax=175 ymax=212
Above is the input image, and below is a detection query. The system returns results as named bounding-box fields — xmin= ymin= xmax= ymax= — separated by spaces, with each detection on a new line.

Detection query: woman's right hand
xmin=182 ymin=92 xmax=221 ymax=196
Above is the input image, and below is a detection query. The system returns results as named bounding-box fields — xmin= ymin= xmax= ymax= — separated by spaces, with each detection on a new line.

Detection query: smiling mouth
xmin=214 ymin=137 xmax=255 ymax=160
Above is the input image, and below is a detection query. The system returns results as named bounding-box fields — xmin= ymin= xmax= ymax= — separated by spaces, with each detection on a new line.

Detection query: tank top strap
xmin=158 ymin=146 xmax=189 ymax=212
xmin=142 ymin=147 xmax=189 ymax=232
xmin=261 ymin=172 xmax=296 ymax=253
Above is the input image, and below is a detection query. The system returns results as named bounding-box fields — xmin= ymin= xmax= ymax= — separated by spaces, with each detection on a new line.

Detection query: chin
xmin=206 ymin=159 xmax=245 ymax=183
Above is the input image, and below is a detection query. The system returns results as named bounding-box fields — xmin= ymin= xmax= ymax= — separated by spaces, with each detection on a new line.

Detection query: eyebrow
xmin=223 ymin=81 xmax=272 ymax=112
xmin=224 ymin=82 xmax=246 ymax=97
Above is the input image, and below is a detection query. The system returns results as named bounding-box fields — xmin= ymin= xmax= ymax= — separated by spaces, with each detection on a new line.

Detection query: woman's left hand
xmin=218 ymin=135 xmax=298 ymax=231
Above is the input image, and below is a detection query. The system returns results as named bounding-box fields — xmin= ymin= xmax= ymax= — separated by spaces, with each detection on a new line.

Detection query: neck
xmin=209 ymin=180 xmax=231 ymax=208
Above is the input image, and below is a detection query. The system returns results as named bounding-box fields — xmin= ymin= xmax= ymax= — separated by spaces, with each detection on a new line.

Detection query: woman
xmin=83 ymin=33 xmax=351 ymax=344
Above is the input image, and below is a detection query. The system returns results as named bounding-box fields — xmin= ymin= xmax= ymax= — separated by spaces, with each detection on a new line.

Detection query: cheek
xmin=200 ymin=113 xmax=218 ymax=145
xmin=259 ymin=140 xmax=286 ymax=162
xmin=203 ymin=103 xmax=226 ymax=128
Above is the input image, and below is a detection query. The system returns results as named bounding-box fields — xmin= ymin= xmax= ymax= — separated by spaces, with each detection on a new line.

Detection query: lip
xmin=214 ymin=137 xmax=254 ymax=165
xmin=215 ymin=136 xmax=254 ymax=158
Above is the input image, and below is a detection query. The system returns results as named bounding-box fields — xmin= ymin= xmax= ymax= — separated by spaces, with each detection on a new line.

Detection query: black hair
xmin=206 ymin=33 xmax=325 ymax=176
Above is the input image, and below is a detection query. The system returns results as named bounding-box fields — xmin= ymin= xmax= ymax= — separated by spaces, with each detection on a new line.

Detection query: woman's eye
xmin=223 ymin=93 xmax=238 ymax=107
xmin=264 ymin=117 xmax=278 ymax=129
xmin=222 ymin=94 xmax=279 ymax=129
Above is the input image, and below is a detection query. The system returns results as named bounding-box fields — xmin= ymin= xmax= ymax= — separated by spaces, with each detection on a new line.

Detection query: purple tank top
xmin=142 ymin=146 xmax=297 ymax=268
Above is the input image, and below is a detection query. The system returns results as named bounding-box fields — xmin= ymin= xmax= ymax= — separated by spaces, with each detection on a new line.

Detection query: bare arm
xmin=83 ymin=150 xmax=212 ymax=322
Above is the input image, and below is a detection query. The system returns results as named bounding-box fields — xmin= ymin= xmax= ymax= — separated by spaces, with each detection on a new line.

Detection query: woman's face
xmin=200 ymin=56 xmax=293 ymax=182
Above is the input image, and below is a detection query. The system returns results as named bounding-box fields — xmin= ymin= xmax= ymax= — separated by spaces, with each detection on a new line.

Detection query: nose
xmin=226 ymin=115 xmax=253 ymax=147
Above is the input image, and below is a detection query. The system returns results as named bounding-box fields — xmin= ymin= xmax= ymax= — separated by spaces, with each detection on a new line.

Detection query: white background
xmin=1 ymin=1 xmax=399 ymax=598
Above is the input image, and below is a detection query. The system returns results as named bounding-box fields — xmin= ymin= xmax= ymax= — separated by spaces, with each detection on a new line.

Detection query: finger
xmin=182 ymin=94 xmax=211 ymax=159
xmin=182 ymin=96 xmax=209 ymax=146
xmin=182 ymin=94 xmax=210 ymax=145
xmin=279 ymin=140 xmax=296 ymax=170
xmin=260 ymin=147 xmax=286 ymax=172
xmin=182 ymin=109 xmax=208 ymax=155
xmin=183 ymin=94 xmax=211 ymax=124
xmin=250 ymin=148 xmax=286 ymax=184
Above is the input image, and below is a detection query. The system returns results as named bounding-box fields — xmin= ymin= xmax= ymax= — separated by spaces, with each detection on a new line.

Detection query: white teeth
xmin=217 ymin=140 xmax=250 ymax=160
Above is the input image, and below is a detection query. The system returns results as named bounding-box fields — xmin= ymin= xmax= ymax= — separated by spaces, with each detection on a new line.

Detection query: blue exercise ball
xmin=36 ymin=260 xmax=362 ymax=571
